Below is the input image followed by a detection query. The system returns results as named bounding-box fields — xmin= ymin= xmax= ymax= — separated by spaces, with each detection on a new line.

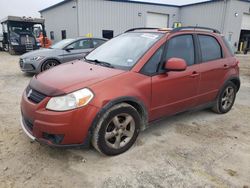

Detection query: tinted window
xmin=68 ymin=39 xmax=91 ymax=50
xmin=165 ymin=35 xmax=194 ymax=66
xmin=141 ymin=46 xmax=164 ymax=75
xmin=198 ymin=35 xmax=222 ymax=62
xmin=93 ymin=39 xmax=106 ymax=48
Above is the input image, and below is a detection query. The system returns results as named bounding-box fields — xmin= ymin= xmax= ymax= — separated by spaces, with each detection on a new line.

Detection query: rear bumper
xmin=20 ymin=91 xmax=100 ymax=147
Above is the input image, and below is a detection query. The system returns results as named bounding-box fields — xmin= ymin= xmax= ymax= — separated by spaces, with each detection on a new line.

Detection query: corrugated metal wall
xmin=41 ymin=0 xmax=78 ymax=42
xmin=180 ymin=0 xmax=250 ymax=50
xmin=41 ymin=0 xmax=179 ymax=42
xmin=41 ymin=0 xmax=250 ymax=48
xmin=180 ymin=1 xmax=226 ymax=32
xmin=77 ymin=0 xmax=179 ymax=37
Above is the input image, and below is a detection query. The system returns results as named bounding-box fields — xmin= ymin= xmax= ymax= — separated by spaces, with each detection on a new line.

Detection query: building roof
xmin=39 ymin=0 xmax=250 ymax=13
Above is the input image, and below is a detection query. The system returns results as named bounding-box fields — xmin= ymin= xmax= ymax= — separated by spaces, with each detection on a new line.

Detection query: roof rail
xmin=125 ymin=27 xmax=159 ymax=33
xmin=171 ymin=26 xmax=221 ymax=34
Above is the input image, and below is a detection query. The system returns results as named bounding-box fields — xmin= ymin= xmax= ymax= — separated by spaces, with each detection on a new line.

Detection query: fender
xmin=216 ymin=76 xmax=240 ymax=99
xmin=89 ymin=96 xmax=149 ymax=134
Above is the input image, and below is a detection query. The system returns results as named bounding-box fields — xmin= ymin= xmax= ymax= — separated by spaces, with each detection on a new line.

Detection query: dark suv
xmin=20 ymin=27 xmax=240 ymax=155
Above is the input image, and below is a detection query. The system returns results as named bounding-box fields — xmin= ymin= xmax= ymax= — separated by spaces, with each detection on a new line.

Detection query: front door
xmin=151 ymin=34 xmax=200 ymax=120
xmin=63 ymin=39 xmax=92 ymax=62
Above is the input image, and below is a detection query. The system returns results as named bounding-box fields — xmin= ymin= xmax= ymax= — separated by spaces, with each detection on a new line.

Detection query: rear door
xmin=63 ymin=39 xmax=92 ymax=62
xmin=150 ymin=34 xmax=200 ymax=121
xmin=196 ymin=34 xmax=229 ymax=105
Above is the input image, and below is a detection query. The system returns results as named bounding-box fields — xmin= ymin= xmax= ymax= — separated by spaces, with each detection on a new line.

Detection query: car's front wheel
xmin=41 ymin=59 xmax=59 ymax=72
xmin=92 ymin=103 xmax=141 ymax=156
xmin=212 ymin=81 xmax=237 ymax=114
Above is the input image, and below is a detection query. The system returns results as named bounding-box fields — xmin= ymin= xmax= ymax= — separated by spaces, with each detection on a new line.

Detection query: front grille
xmin=19 ymin=59 xmax=24 ymax=68
xmin=20 ymin=35 xmax=35 ymax=45
xmin=26 ymin=86 xmax=47 ymax=104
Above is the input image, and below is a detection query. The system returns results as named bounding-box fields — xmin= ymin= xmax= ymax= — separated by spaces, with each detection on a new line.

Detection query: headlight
xmin=31 ymin=56 xmax=45 ymax=61
xmin=46 ymin=88 xmax=94 ymax=111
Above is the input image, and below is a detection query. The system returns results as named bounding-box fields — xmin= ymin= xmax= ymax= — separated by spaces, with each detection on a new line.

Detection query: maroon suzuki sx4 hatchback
xmin=21 ymin=27 xmax=240 ymax=155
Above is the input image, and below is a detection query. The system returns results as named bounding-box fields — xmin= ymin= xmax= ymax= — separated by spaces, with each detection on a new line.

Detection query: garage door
xmin=146 ymin=12 xmax=169 ymax=28
xmin=241 ymin=13 xmax=250 ymax=30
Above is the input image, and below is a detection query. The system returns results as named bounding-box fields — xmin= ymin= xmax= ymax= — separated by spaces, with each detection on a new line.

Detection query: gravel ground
xmin=0 ymin=51 xmax=250 ymax=188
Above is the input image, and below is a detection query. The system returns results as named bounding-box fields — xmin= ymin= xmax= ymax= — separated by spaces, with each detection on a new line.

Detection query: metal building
xmin=40 ymin=0 xmax=250 ymax=51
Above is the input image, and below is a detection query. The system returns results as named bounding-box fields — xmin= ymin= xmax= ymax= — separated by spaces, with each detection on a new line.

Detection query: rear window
xmin=198 ymin=35 xmax=222 ymax=62
xmin=222 ymin=36 xmax=235 ymax=56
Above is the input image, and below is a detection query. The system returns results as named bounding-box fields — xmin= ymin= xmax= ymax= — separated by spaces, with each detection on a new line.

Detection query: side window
xmin=198 ymin=35 xmax=222 ymax=62
xmin=141 ymin=46 xmax=164 ymax=75
xmin=165 ymin=35 xmax=195 ymax=66
xmin=50 ymin=31 xmax=54 ymax=40
xmin=68 ymin=39 xmax=91 ymax=50
xmin=61 ymin=30 xmax=66 ymax=40
xmin=93 ymin=39 xmax=106 ymax=48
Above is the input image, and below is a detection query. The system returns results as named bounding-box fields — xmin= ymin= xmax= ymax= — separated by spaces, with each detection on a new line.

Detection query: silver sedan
xmin=19 ymin=37 xmax=107 ymax=73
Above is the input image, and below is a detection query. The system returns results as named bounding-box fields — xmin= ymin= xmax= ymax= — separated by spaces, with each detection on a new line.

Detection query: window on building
xmin=93 ymin=39 xmax=106 ymax=48
xmin=198 ymin=35 xmax=222 ymax=62
xmin=102 ymin=30 xmax=114 ymax=39
xmin=165 ymin=35 xmax=195 ymax=66
xmin=61 ymin=30 xmax=66 ymax=40
xmin=50 ymin=31 xmax=54 ymax=40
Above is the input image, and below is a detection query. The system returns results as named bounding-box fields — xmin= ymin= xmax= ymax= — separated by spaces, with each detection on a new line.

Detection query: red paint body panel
xmin=21 ymin=91 xmax=100 ymax=145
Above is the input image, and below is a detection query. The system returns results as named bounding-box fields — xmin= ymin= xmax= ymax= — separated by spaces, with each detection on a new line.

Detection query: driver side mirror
xmin=164 ymin=58 xmax=187 ymax=72
xmin=65 ymin=46 xmax=74 ymax=52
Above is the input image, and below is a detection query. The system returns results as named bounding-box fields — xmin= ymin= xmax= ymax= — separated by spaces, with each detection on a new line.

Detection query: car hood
xmin=21 ymin=48 xmax=62 ymax=59
xmin=29 ymin=60 xmax=125 ymax=96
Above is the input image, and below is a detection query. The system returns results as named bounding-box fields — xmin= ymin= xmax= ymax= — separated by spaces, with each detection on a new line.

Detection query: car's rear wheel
xmin=92 ymin=103 xmax=141 ymax=156
xmin=212 ymin=81 xmax=237 ymax=114
xmin=41 ymin=60 xmax=59 ymax=72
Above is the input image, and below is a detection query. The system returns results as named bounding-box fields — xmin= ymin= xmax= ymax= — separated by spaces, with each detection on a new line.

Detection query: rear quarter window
xmin=222 ymin=36 xmax=235 ymax=56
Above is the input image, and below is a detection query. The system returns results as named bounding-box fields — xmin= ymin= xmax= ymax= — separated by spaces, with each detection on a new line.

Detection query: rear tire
xmin=41 ymin=59 xmax=59 ymax=72
xmin=92 ymin=103 xmax=141 ymax=156
xmin=212 ymin=81 xmax=237 ymax=114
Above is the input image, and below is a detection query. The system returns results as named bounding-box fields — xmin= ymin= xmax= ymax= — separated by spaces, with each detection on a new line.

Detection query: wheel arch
xmin=89 ymin=96 xmax=148 ymax=134
xmin=41 ymin=58 xmax=61 ymax=72
xmin=228 ymin=77 xmax=240 ymax=92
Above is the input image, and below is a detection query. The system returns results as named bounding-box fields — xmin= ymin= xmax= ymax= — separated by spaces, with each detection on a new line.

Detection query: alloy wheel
xmin=105 ymin=113 xmax=135 ymax=149
xmin=221 ymin=86 xmax=235 ymax=110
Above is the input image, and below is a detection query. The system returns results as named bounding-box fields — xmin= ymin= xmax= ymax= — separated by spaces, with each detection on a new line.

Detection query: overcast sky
xmin=0 ymin=0 xmax=209 ymax=20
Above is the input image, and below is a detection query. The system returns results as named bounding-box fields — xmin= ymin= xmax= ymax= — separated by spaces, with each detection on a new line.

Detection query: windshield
xmin=85 ymin=32 xmax=163 ymax=70
xmin=50 ymin=39 xmax=75 ymax=49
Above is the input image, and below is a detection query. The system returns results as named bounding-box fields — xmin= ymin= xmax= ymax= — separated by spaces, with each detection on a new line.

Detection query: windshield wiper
xmin=85 ymin=58 xmax=114 ymax=68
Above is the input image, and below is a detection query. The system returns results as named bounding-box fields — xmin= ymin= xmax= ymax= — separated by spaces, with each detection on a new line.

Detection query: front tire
xmin=212 ymin=81 xmax=237 ymax=114
xmin=41 ymin=59 xmax=59 ymax=72
xmin=92 ymin=103 xmax=141 ymax=156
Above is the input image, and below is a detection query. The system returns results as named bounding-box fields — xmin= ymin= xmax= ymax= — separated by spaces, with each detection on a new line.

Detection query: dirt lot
xmin=0 ymin=52 xmax=250 ymax=188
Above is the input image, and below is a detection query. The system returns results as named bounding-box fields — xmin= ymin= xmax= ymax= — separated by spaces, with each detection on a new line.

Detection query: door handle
xmin=189 ymin=71 xmax=200 ymax=78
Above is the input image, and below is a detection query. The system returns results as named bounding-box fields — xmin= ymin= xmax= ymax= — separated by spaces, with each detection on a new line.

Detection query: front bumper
xmin=19 ymin=58 xmax=42 ymax=73
xmin=20 ymin=90 xmax=100 ymax=147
